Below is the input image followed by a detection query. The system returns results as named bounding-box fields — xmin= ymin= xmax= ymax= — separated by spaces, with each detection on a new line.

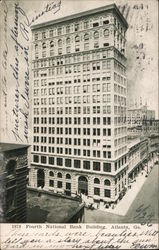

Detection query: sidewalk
xmin=99 ymin=171 xmax=149 ymax=216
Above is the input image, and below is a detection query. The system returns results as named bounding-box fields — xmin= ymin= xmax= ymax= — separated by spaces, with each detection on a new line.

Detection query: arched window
xmin=42 ymin=42 xmax=46 ymax=49
xmin=58 ymin=39 xmax=62 ymax=47
xmin=57 ymin=172 xmax=62 ymax=178
xmin=104 ymin=29 xmax=109 ymax=37
xmin=75 ymin=35 xmax=80 ymax=43
xmin=50 ymin=41 xmax=54 ymax=48
xmin=84 ymin=33 xmax=89 ymax=41
xmin=94 ymin=31 xmax=99 ymax=39
xmin=35 ymin=44 xmax=38 ymax=51
xmin=49 ymin=171 xmax=54 ymax=177
xmin=6 ymin=160 xmax=16 ymax=175
xmin=66 ymin=37 xmax=71 ymax=45
xmin=94 ymin=178 xmax=100 ymax=184
xmin=104 ymin=179 xmax=111 ymax=186
xmin=66 ymin=173 xmax=71 ymax=179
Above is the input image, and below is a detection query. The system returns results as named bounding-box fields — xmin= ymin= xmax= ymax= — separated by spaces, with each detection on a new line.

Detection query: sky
xmin=0 ymin=0 xmax=158 ymax=144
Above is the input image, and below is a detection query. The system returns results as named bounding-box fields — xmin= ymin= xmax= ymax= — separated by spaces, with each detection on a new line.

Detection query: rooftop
xmin=27 ymin=188 xmax=83 ymax=223
xmin=0 ymin=143 xmax=29 ymax=152
xmin=31 ymin=3 xmax=128 ymax=30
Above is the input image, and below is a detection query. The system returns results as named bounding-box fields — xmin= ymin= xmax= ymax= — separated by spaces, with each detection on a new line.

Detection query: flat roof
xmin=31 ymin=3 xmax=128 ymax=30
xmin=0 ymin=143 xmax=29 ymax=152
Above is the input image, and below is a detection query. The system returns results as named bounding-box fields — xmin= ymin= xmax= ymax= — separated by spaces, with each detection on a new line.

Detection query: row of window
xmin=33 ymin=106 xmax=111 ymax=117
xmin=48 ymin=179 xmax=111 ymax=198
xmin=33 ymin=106 xmax=126 ymax=116
xmin=33 ymin=49 xmax=126 ymax=68
xmin=34 ymin=17 xmax=125 ymax=40
xmin=33 ymin=117 xmax=111 ymax=127
xmin=34 ymin=156 xmax=113 ymax=172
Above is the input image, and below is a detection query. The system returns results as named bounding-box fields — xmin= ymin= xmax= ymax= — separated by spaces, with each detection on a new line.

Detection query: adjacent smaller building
xmin=0 ymin=143 xmax=29 ymax=223
xmin=127 ymin=138 xmax=148 ymax=182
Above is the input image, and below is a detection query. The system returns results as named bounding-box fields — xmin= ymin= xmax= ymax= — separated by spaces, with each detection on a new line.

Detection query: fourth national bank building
xmin=30 ymin=3 xmax=128 ymax=204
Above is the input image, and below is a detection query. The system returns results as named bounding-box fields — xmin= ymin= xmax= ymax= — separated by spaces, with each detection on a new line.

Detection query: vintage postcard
xmin=0 ymin=0 xmax=158 ymax=249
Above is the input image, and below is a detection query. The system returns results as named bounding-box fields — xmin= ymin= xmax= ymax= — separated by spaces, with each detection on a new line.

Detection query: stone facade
xmin=0 ymin=144 xmax=28 ymax=222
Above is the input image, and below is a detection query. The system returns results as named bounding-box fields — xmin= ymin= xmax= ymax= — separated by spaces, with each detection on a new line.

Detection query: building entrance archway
xmin=37 ymin=169 xmax=45 ymax=188
xmin=78 ymin=176 xmax=88 ymax=195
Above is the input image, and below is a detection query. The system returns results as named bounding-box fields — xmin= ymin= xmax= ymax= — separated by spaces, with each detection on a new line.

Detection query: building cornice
xmin=31 ymin=4 xmax=128 ymax=31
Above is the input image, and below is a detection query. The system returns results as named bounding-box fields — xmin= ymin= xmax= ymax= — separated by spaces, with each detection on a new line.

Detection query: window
xmin=74 ymin=159 xmax=81 ymax=168
xmin=66 ymin=174 xmax=71 ymax=179
xmin=93 ymin=22 xmax=99 ymax=27
xmin=66 ymin=182 xmax=71 ymax=190
xmin=94 ymin=178 xmax=100 ymax=184
xmin=104 ymin=179 xmax=111 ymax=186
xmin=34 ymin=33 xmax=38 ymax=40
xmin=83 ymin=161 xmax=90 ymax=170
xmin=50 ymin=41 xmax=54 ymax=48
xmin=57 ymin=27 xmax=62 ymax=35
xmin=49 ymin=157 xmax=54 ymax=165
xmin=75 ymin=23 xmax=79 ymax=31
xmin=84 ymin=21 xmax=89 ymax=29
xmin=49 ymin=171 xmax=54 ymax=177
xmin=58 ymin=39 xmax=62 ymax=47
xmin=94 ymin=187 xmax=100 ymax=196
xmin=103 ymin=20 xmax=109 ymax=25
xmin=57 ymin=172 xmax=62 ymax=178
xmin=66 ymin=37 xmax=71 ymax=44
xmin=94 ymin=31 xmax=99 ymax=39
xmin=75 ymin=35 xmax=80 ymax=43
xmin=65 ymin=158 xmax=72 ymax=168
xmin=66 ymin=25 xmax=70 ymax=33
xmin=33 ymin=155 xmax=39 ymax=163
xmin=41 ymin=156 xmax=46 ymax=164
xmin=42 ymin=42 xmax=46 ymax=49
xmin=104 ymin=189 xmax=111 ymax=197
xmin=57 ymin=158 xmax=63 ymax=166
xmin=57 ymin=181 xmax=62 ymax=188
xmin=42 ymin=32 xmax=46 ymax=39
xmin=84 ymin=33 xmax=89 ymax=41
xmin=49 ymin=180 xmax=54 ymax=187
xmin=103 ymin=163 xmax=111 ymax=172
xmin=93 ymin=162 xmax=100 ymax=171
xmin=104 ymin=29 xmax=109 ymax=37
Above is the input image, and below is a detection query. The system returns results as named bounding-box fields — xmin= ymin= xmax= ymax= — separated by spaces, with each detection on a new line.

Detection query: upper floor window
xmin=84 ymin=33 xmax=89 ymax=41
xmin=66 ymin=25 xmax=70 ymax=33
xmin=66 ymin=37 xmax=71 ymax=45
xmin=57 ymin=27 xmax=62 ymax=35
xmin=57 ymin=172 xmax=62 ymax=178
xmin=103 ymin=20 xmax=109 ymax=25
xmin=94 ymin=178 xmax=100 ymax=184
xmin=93 ymin=22 xmax=99 ymax=27
xmin=35 ymin=44 xmax=38 ymax=52
xmin=50 ymin=41 xmax=54 ymax=48
xmin=49 ymin=30 xmax=53 ymax=37
xmin=75 ymin=23 xmax=79 ymax=31
xmin=75 ymin=35 xmax=80 ymax=43
xmin=34 ymin=33 xmax=38 ymax=41
xmin=66 ymin=173 xmax=71 ymax=179
xmin=104 ymin=179 xmax=111 ymax=186
xmin=104 ymin=29 xmax=109 ymax=37
xmin=58 ymin=39 xmax=62 ymax=47
xmin=42 ymin=32 xmax=46 ymax=39
xmin=42 ymin=42 xmax=46 ymax=49
xmin=94 ymin=31 xmax=99 ymax=39
xmin=84 ymin=21 xmax=89 ymax=29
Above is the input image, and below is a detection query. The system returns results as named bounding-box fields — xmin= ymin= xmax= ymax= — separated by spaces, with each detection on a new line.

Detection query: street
xmin=85 ymin=164 xmax=158 ymax=223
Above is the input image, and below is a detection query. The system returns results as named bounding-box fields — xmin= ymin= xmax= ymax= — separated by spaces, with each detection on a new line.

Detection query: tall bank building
xmin=29 ymin=4 xmax=128 ymax=205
